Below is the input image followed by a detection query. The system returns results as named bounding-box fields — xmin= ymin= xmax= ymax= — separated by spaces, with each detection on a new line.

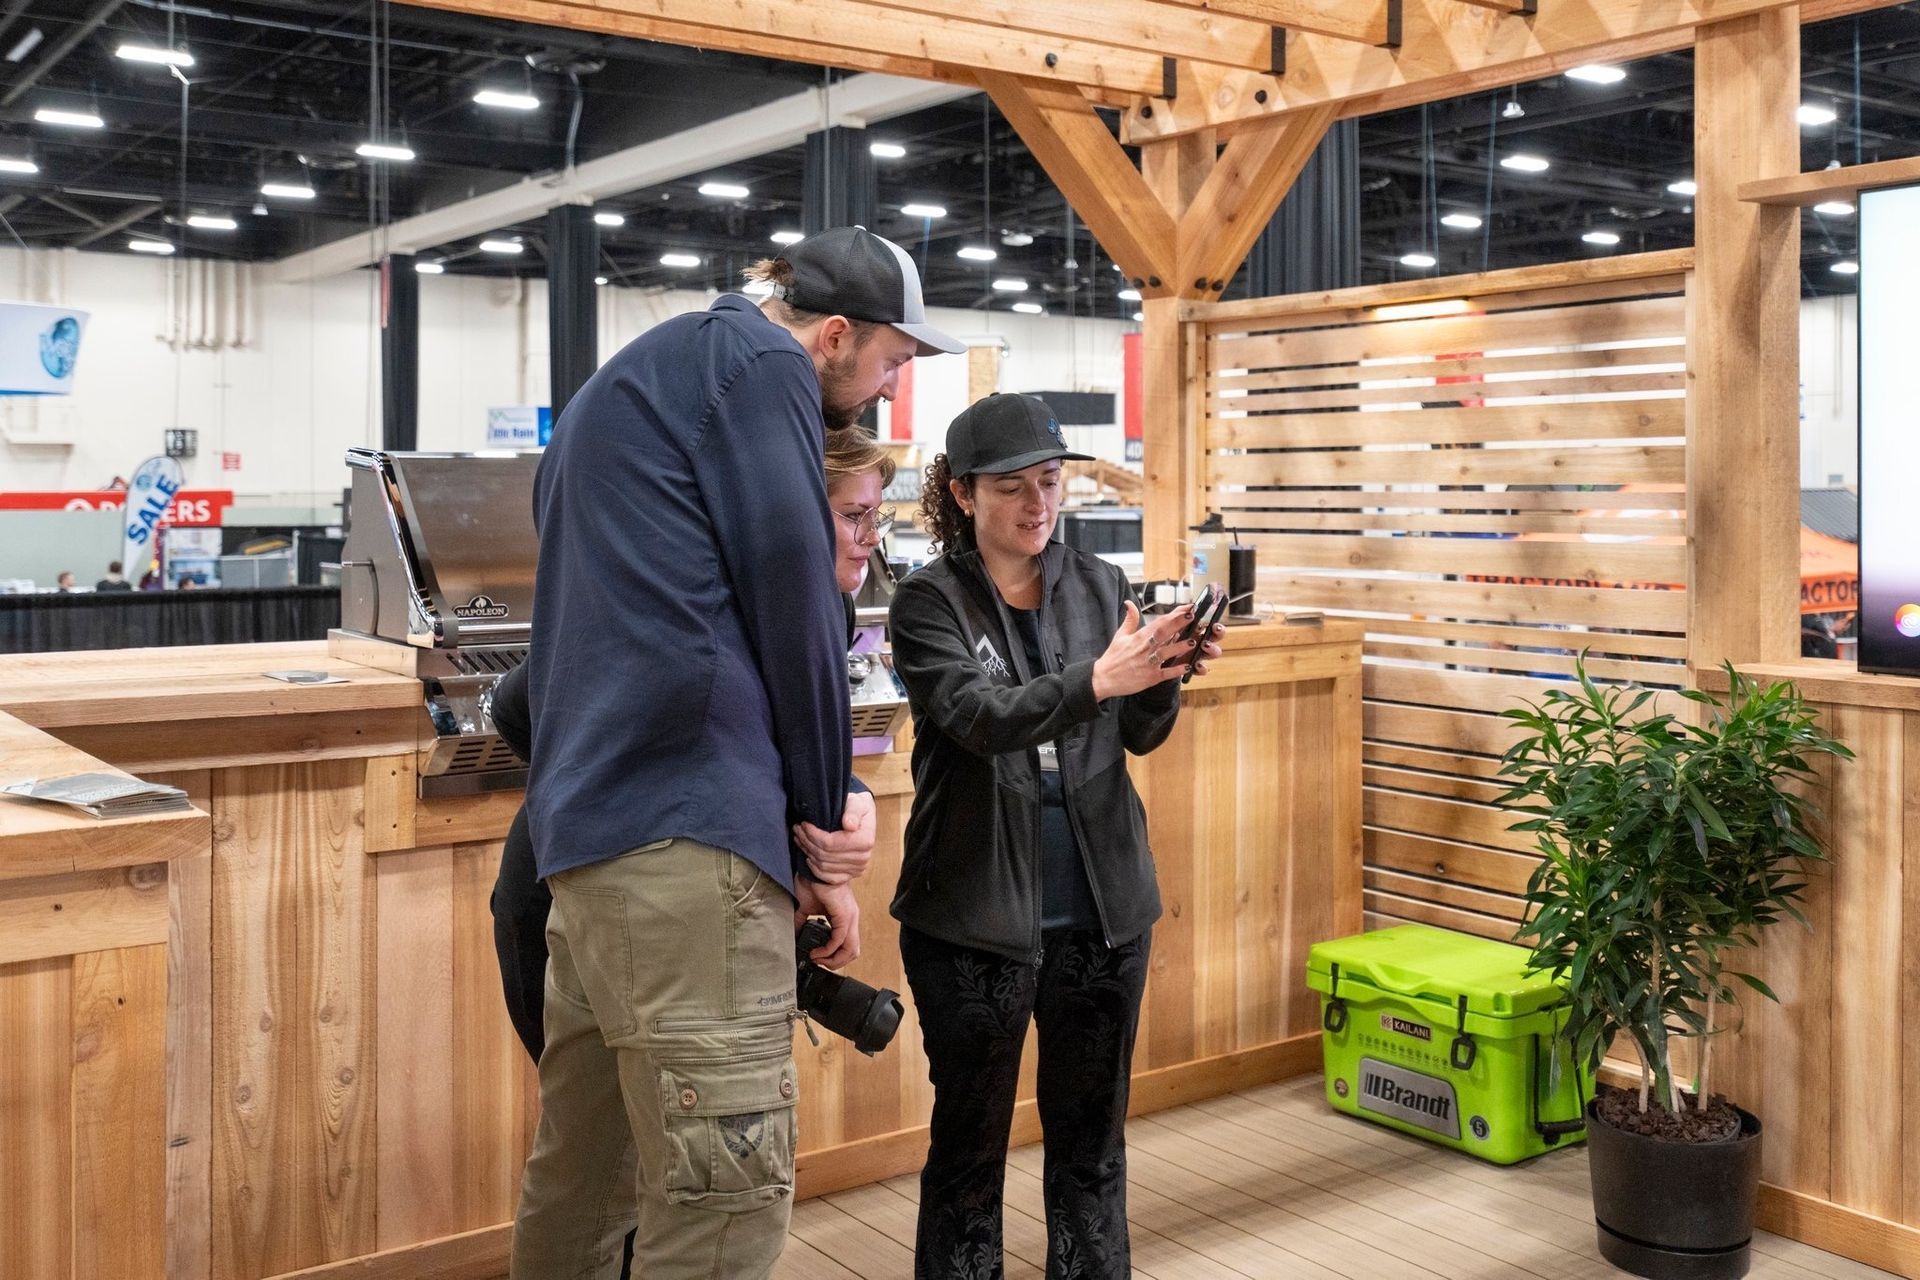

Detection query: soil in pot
xmin=1594 ymin=1086 xmax=1743 ymax=1143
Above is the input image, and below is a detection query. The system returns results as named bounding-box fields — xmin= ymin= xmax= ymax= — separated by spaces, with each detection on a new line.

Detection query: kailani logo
xmin=39 ymin=316 xmax=80 ymax=380
xmin=455 ymin=594 xmax=510 ymax=620
xmin=974 ymin=633 xmax=1010 ymax=678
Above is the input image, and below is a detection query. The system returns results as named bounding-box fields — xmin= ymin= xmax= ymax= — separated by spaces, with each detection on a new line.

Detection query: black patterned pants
xmin=900 ymin=925 xmax=1151 ymax=1280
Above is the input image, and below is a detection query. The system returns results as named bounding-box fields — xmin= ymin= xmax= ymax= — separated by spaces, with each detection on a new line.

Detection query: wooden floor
xmin=774 ymin=1074 xmax=1896 ymax=1280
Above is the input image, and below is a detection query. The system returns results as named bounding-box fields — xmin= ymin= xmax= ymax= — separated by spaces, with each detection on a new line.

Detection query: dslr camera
xmin=796 ymin=917 xmax=903 ymax=1056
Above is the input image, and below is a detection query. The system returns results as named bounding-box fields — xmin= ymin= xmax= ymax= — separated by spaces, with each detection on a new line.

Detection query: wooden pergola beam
xmin=1123 ymin=0 xmax=1908 ymax=142
xmin=1143 ymin=0 xmax=1402 ymax=47
xmin=857 ymin=0 xmax=1283 ymax=73
xmin=410 ymin=0 xmax=1173 ymax=97
xmin=1174 ymin=105 xmax=1336 ymax=294
xmin=979 ymin=72 xmax=1179 ymax=293
xmin=1738 ymin=154 xmax=1920 ymax=206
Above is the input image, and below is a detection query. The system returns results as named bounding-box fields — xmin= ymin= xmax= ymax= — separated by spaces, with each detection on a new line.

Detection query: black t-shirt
xmin=1006 ymin=606 xmax=1102 ymax=933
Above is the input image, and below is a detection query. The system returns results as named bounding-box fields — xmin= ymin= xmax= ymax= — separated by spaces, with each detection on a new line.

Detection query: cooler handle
xmin=1322 ymin=963 xmax=1348 ymax=1033
xmin=1448 ymin=994 xmax=1477 ymax=1070
xmin=1530 ymin=1013 xmax=1588 ymax=1144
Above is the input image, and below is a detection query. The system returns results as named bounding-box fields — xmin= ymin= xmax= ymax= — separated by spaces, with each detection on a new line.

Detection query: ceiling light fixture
xmin=660 ymin=252 xmax=701 ymax=268
xmin=869 ymin=142 xmax=906 ymax=158
xmin=0 ymin=157 xmax=38 ymax=175
xmin=1440 ymin=212 xmax=1483 ymax=230
xmin=479 ymin=239 xmax=523 ymax=254
xmin=770 ymin=230 xmax=803 ymax=245
xmin=1813 ymin=200 xmax=1856 ymax=216
xmin=1831 ymin=260 xmax=1859 ymax=275
xmin=957 ymin=246 xmax=997 ymax=262
xmin=1582 ymin=230 xmax=1622 ymax=246
xmin=1001 ymin=231 xmax=1034 ymax=246
xmin=1797 ymin=103 xmax=1837 ymax=127
xmin=188 ymin=214 xmax=237 ymax=231
xmin=473 ymin=89 xmax=540 ymax=111
xmin=1399 ymin=252 xmax=1437 ymax=268
xmin=1500 ymin=154 xmax=1549 ymax=173
xmin=1118 ymin=287 xmax=1142 ymax=302
xmin=1566 ymin=64 xmax=1626 ymax=84
xmin=900 ymin=202 xmax=946 ymax=218
xmin=697 ymin=181 xmax=749 ymax=199
xmin=1131 ymin=310 xmax=1145 ymax=322
xmin=1667 ymin=179 xmax=1698 ymax=196
xmin=415 ymin=261 xmax=445 ymax=274
xmin=35 ymin=107 xmax=103 ymax=129
xmin=1011 ymin=302 xmax=1043 ymax=315
xmin=991 ymin=278 xmax=1028 ymax=292
xmin=595 ymin=275 xmax=609 ymax=286
xmin=356 ymin=141 xmax=415 ymax=162
xmin=115 ymin=43 xmax=193 ymax=68
xmin=128 ymin=239 xmax=174 ymax=255
xmin=260 ymin=181 xmax=314 ymax=199
xmin=593 ymin=211 xmax=625 ymax=227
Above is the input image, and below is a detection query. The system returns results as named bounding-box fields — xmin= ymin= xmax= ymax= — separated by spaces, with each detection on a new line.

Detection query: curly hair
xmin=743 ymin=256 xmax=880 ymax=347
xmin=824 ymin=427 xmax=897 ymax=491
xmin=917 ymin=453 xmax=973 ymax=554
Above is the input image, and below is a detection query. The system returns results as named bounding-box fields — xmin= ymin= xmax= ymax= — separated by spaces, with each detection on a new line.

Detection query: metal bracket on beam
xmin=1381 ymin=0 xmax=1403 ymax=49
xmin=1269 ymin=29 xmax=1286 ymax=77
xmin=1161 ymin=57 xmax=1177 ymax=101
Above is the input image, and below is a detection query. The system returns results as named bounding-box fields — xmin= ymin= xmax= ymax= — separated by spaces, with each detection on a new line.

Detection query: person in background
xmin=888 ymin=393 xmax=1223 ymax=1280
xmin=513 ymin=225 xmax=960 ymax=1280
xmin=54 ymin=571 xmax=76 ymax=592
xmin=95 ymin=561 xmax=133 ymax=592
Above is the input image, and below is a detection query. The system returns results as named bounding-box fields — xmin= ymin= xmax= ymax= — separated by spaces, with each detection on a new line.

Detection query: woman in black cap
xmin=888 ymin=393 xmax=1223 ymax=1279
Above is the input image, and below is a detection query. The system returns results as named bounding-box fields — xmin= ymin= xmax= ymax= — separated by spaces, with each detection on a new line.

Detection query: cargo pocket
xmin=656 ymin=1031 xmax=797 ymax=1212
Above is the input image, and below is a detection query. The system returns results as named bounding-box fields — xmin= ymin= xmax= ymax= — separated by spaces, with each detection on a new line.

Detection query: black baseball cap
xmin=774 ymin=226 xmax=964 ymax=357
xmin=945 ymin=393 xmax=1094 ymax=476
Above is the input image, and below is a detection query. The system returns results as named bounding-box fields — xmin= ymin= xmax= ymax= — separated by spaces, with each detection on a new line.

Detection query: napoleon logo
xmin=455 ymin=594 xmax=510 ymax=620
xmin=975 ymin=634 xmax=1011 ymax=678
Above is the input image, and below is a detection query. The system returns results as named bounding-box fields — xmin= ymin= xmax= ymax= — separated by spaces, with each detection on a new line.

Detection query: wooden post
xmin=1139 ymin=133 xmax=1215 ymax=580
xmin=1687 ymin=9 xmax=1802 ymax=669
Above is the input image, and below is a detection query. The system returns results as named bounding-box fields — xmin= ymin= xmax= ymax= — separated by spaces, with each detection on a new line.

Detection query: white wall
xmin=1800 ymin=293 xmax=1858 ymax=490
xmin=0 ymin=246 xmax=1133 ymax=514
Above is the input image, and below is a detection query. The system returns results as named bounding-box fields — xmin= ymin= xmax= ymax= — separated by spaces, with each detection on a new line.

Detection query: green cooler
xmin=1305 ymin=924 xmax=1589 ymax=1165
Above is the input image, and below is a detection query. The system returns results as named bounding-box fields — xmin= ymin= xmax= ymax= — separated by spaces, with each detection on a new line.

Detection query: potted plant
xmin=1500 ymin=660 xmax=1850 ymax=1280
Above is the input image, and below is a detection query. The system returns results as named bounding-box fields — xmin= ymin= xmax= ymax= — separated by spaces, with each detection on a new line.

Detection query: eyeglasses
xmin=834 ymin=505 xmax=896 ymax=542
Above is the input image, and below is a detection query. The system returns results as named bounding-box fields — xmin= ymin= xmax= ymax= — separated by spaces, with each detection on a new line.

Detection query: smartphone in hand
xmin=1179 ymin=583 xmax=1229 ymax=683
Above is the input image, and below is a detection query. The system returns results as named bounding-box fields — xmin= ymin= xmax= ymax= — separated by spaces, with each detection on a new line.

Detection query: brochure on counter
xmin=1 ymin=771 xmax=193 ymax=819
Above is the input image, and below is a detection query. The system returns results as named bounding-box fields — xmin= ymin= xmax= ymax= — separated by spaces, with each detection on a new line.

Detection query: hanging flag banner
xmin=120 ymin=455 xmax=187 ymax=584
xmin=0 ymin=302 xmax=90 ymax=395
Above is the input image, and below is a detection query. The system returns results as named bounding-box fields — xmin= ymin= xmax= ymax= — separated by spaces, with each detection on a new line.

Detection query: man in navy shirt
xmin=512 ymin=227 xmax=960 ymax=1280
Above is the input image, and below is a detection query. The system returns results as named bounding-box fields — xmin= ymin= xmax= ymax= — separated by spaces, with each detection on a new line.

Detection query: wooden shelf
xmin=1737 ymin=155 xmax=1920 ymax=207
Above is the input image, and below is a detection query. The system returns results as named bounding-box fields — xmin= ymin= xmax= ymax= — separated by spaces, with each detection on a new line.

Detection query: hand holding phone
xmin=1179 ymin=583 xmax=1230 ymax=684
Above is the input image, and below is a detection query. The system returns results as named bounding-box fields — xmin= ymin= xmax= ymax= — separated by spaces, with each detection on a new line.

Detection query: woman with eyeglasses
xmin=888 ymin=393 xmax=1223 ymax=1280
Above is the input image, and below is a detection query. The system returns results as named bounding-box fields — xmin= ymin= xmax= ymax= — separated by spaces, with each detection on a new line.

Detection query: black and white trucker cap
xmin=772 ymin=226 xmax=965 ymax=357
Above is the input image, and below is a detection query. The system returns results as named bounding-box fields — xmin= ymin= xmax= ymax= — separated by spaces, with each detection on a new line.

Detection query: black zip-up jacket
xmin=888 ymin=538 xmax=1179 ymax=960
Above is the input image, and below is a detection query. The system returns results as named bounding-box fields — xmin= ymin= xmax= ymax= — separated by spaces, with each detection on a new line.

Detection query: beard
xmin=819 ymin=350 xmax=877 ymax=429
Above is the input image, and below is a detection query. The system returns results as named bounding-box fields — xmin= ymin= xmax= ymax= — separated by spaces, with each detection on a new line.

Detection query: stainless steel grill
xmin=330 ymin=448 xmax=539 ymax=798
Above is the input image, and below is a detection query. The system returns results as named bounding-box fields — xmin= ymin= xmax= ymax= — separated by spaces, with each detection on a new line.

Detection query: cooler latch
xmin=1322 ymin=963 xmax=1349 ymax=1033
xmin=1449 ymin=994 xmax=1477 ymax=1071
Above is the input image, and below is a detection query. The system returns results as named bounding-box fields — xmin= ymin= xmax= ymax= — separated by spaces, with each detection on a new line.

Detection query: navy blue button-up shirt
xmin=525 ymin=294 xmax=851 ymax=892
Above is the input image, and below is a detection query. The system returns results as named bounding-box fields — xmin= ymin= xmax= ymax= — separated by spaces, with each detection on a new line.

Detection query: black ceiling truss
xmin=0 ymin=0 xmax=1911 ymax=304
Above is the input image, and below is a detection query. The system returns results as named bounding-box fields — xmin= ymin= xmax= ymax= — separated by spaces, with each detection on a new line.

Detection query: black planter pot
xmin=1587 ymin=1095 xmax=1764 ymax=1280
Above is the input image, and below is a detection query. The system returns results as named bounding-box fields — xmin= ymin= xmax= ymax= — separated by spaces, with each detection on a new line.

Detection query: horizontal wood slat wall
xmin=1195 ymin=254 xmax=1691 ymax=940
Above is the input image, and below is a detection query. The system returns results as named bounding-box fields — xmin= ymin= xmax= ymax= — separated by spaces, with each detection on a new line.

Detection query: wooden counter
xmin=1697 ymin=660 xmax=1920 ymax=1278
xmin=0 ymin=624 xmax=1362 ymax=1280
xmin=0 ymin=703 xmax=212 ymax=1280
